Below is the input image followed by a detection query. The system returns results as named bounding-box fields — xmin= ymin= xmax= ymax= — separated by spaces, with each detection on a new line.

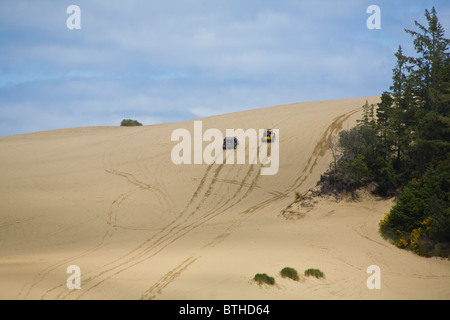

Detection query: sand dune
xmin=1 ymin=96 xmax=449 ymax=300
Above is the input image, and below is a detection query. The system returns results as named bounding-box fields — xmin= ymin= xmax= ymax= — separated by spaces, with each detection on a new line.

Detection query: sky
xmin=0 ymin=0 xmax=449 ymax=136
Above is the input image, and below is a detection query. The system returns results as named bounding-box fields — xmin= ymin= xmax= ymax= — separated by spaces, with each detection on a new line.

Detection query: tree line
xmin=319 ymin=8 xmax=449 ymax=257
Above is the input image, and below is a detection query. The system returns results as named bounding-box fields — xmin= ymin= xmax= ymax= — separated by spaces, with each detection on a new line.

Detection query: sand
xmin=1 ymin=96 xmax=449 ymax=300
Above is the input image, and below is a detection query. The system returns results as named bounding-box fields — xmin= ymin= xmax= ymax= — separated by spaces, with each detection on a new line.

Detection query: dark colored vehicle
xmin=223 ymin=136 xmax=239 ymax=149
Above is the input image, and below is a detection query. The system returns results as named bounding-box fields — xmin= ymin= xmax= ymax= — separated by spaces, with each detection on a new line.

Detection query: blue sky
xmin=1 ymin=0 xmax=449 ymax=136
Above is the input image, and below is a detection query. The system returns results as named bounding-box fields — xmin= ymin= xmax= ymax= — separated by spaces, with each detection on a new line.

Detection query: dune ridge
xmin=1 ymin=96 xmax=449 ymax=300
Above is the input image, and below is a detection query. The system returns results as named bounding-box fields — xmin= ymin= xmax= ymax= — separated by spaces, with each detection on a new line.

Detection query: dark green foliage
xmin=319 ymin=7 xmax=449 ymax=257
xmin=384 ymin=164 xmax=450 ymax=242
xmin=388 ymin=178 xmax=430 ymax=232
xmin=379 ymin=8 xmax=450 ymax=256
xmin=374 ymin=159 xmax=397 ymax=196
xmin=253 ymin=273 xmax=275 ymax=286
xmin=120 ymin=119 xmax=143 ymax=126
xmin=304 ymin=268 xmax=325 ymax=279
xmin=319 ymin=118 xmax=377 ymax=197
xmin=280 ymin=267 xmax=300 ymax=281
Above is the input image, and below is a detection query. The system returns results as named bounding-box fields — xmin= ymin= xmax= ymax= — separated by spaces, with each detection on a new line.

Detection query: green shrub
xmin=304 ymin=268 xmax=325 ymax=279
xmin=253 ymin=273 xmax=275 ymax=286
xmin=381 ymin=165 xmax=450 ymax=255
xmin=280 ymin=267 xmax=299 ymax=281
xmin=120 ymin=119 xmax=143 ymax=126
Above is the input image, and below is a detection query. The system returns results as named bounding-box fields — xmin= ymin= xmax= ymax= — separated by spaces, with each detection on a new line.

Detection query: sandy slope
xmin=1 ymin=96 xmax=449 ymax=300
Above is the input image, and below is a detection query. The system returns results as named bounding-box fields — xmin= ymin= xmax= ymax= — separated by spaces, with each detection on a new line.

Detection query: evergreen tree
xmin=405 ymin=7 xmax=449 ymax=112
xmin=404 ymin=7 xmax=450 ymax=176
xmin=318 ymin=7 xmax=450 ymax=256
xmin=390 ymin=46 xmax=415 ymax=167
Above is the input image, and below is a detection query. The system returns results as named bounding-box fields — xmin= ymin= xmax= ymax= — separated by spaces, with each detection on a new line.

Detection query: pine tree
xmin=376 ymin=92 xmax=394 ymax=161
xmin=377 ymin=7 xmax=450 ymax=256
xmin=404 ymin=7 xmax=450 ymax=175
xmin=405 ymin=7 xmax=450 ymax=112
xmin=389 ymin=46 xmax=415 ymax=166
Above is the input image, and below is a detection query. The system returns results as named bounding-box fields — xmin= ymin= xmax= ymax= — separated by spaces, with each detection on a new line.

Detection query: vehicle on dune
xmin=223 ymin=136 xmax=239 ymax=149
xmin=261 ymin=129 xmax=275 ymax=143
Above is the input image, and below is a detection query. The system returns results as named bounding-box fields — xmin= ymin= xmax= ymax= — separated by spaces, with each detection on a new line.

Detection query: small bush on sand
xmin=280 ymin=267 xmax=300 ymax=281
xmin=304 ymin=268 xmax=325 ymax=279
xmin=253 ymin=273 xmax=275 ymax=285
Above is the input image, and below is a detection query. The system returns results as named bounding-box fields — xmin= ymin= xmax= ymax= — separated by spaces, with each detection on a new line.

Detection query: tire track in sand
xmin=191 ymin=109 xmax=363 ymax=261
xmin=98 ymin=109 xmax=360 ymax=299
xmin=27 ymin=148 xmax=168 ymax=300
xmin=140 ymin=255 xmax=199 ymax=300
xmin=57 ymin=152 xmax=236 ymax=299
xmin=138 ymin=121 xmax=288 ymax=298
xmin=287 ymin=108 xmax=361 ymax=193
xmin=67 ymin=149 xmax=262 ymax=299
xmin=20 ymin=163 xmax=140 ymax=300
xmin=138 ymin=156 xmax=263 ymax=298
xmin=21 ymin=129 xmax=176 ymax=300
xmin=30 ymin=108 xmax=358 ymax=300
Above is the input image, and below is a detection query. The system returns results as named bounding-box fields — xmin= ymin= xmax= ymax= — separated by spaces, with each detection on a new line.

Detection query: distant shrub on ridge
xmin=120 ymin=119 xmax=143 ymax=127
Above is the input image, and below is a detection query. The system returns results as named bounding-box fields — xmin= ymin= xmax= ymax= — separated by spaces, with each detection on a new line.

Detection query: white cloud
xmin=193 ymin=28 xmax=217 ymax=46
xmin=1 ymin=0 xmax=448 ymax=136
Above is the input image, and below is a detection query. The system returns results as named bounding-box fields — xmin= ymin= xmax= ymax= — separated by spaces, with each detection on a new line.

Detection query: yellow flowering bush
xmin=392 ymin=217 xmax=433 ymax=254
xmin=379 ymin=212 xmax=390 ymax=229
xmin=396 ymin=237 xmax=409 ymax=248
xmin=410 ymin=228 xmax=422 ymax=250
xmin=421 ymin=217 xmax=432 ymax=231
